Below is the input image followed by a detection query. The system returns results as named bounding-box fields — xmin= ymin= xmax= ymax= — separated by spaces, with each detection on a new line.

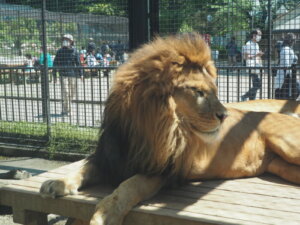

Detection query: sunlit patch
xmin=194 ymin=126 xmax=221 ymax=143
xmin=285 ymin=113 xmax=300 ymax=118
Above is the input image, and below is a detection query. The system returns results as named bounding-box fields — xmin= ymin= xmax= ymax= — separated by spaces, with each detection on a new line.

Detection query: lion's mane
xmin=91 ymin=33 xmax=217 ymax=185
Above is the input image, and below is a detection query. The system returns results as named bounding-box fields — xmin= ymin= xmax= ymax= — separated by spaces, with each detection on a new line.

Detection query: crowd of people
xmin=80 ymin=38 xmax=126 ymax=67
xmin=22 ymin=35 xmax=126 ymax=73
xmin=225 ymin=29 xmax=299 ymax=101
xmin=50 ymin=34 xmax=127 ymax=116
xmin=20 ymin=34 xmax=127 ymax=116
xmin=19 ymin=32 xmax=299 ymax=116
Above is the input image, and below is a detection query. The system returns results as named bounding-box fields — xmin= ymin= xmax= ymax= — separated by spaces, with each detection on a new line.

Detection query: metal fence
xmin=0 ymin=0 xmax=299 ymax=152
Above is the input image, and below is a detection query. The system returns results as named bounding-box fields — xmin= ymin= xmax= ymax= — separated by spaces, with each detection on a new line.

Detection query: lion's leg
xmin=267 ymin=157 xmax=300 ymax=184
xmin=260 ymin=114 xmax=300 ymax=166
xmin=90 ymin=174 xmax=164 ymax=225
xmin=40 ymin=159 xmax=99 ymax=198
xmin=266 ymin=133 xmax=300 ymax=166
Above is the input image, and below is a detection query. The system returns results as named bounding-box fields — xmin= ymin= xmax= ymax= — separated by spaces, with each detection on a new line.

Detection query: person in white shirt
xmin=241 ymin=29 xmax=264 ymax=101
xmin=274 ymin=33 xmax=298 ymax=99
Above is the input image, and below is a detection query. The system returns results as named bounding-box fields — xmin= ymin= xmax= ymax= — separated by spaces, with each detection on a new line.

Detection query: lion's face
xmin=172 ymin=64 xmax=227 ymax=139
xmin=104 ymin=33 xmax=228 ymax=176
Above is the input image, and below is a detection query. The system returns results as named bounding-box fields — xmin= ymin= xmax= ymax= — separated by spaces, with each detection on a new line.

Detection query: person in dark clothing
xmin=226 ymin=36 xmax=238 ymax=67
xmin=53 ymin=34 xmax=83 ymax=116
xmin=114 ymin=40 xmax=125 ymax=64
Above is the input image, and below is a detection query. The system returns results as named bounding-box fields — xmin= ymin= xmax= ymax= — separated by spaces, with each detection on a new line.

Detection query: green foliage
xmin=179 ymin=22 xmax=194 ymax=33
xmin=0 ymin=16 xmax=80 ymax=57
xmin=159 ymin=0 xmax=300 ymax=37
xmin=77 ymin=3 xmax=127 ymax=16
xmin=160 ymin=0 xmax=252 ymax=35
xmin=84 ymin=3 xmax=116 ymax=15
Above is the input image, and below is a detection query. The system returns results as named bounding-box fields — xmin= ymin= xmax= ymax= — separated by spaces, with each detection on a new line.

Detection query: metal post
xmin=17 ymin=10 xmax=21 ymax=56
xmin=128 ymin=0 xmax=159 ymax=50
xmin=41 ymin=0 xmax=51 ymax=140
xmin=291 ymin=64 xmax=297 ymax=98
xmin=149 ymin=0 xmax=159 ymax=39
xmin=267 ymin=0 xmax=272 ymax=99
xmin=128 ymin=0 xmax=149 ymax=50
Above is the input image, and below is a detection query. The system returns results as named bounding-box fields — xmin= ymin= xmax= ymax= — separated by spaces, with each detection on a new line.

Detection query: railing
xmin=0 ymin=66 xmax=116 ymax=146
xmin=217 ymin=65 xmax=299 ymax=103
xmin=0 ymin=65 xmax=299 ymax=148
xmin=0 ymin=66 xmax=116 ymax=124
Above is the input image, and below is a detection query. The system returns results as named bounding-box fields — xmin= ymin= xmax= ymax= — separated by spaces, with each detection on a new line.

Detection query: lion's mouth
xmin=194 ymin=126 xmax=220 ymax=143
xmin=203 ymin=127 xmax=220 ymax=135
xmin=190 ymin=121 xmax=221 ymax=135
xmin=199 ymin=125 xmax=221 ymax=135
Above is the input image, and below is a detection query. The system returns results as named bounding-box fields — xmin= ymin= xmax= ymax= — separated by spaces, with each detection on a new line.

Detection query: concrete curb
xmin=0 ymin=143 xmax=87 ymax=162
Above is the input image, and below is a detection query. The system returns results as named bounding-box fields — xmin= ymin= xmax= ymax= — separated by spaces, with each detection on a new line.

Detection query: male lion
xmin=40 ymin=33 xmax=300 ymax=225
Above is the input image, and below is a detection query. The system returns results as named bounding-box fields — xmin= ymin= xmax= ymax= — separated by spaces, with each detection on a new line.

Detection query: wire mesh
xmin=0 ymin=0 xmax=128 ymax=152
xmin=0 ymin=0 xmax=299 ymax=153
xmin=159 ymin=0 xmax=300 ymax=102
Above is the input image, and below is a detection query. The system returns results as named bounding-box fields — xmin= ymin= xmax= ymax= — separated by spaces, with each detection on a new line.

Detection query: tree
xmin=159 ymin=0 xmax=250 ymax=35
xmin=159 ymin=0 xmax=300 ymax=40
xmin=5 ymin=0 xmax=127 ymax=16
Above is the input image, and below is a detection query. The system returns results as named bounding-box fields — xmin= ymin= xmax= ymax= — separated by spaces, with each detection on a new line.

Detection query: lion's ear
xmin=205 ymin=61 xmax=217 ymax=80
xmin=169 ymin=55 xmax=185 ymax=74
xmin=170 ymin=55 xmax=185 ymax=66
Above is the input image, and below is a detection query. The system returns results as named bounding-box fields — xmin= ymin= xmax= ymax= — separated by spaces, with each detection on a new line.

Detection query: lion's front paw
xmin=39 ymin=179 xmax=78 ymax=198
xmin=89 ymin=196 xmax=124 ymax=225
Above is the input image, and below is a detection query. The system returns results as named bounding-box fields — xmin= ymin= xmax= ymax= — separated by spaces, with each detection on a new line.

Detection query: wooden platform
xmin=1 ymin=160 xmax=300 ymax=225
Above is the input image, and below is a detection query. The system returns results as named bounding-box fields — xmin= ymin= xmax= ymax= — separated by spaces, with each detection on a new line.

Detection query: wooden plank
xmin=1 ymin=186 xmax=265 ymax=225
xmin=146 ymin=194 xmax=300 ymax=223
xmin=3 ymin=179 xmax=300 ymax=225
xmin=228 ymin=175 xmax=300 ymax=188
xmin=166 ymin=188 xmax=300 ymax=211
xmin=6 ymin=178 xmax=300 ymax=219
xmin=1 ymin=187 xmax=96 ymax=222
xmin=3 ymin=160 xmax=300 ymax=225
xmin=182 ymin=180 xmax=300 ymax=199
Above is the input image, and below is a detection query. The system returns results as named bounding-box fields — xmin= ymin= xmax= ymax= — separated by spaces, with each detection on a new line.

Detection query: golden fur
xmin=40 ymin=33 xmax=300 ymax=225
xmin=102 ymin=33 xmax=223 ymax=179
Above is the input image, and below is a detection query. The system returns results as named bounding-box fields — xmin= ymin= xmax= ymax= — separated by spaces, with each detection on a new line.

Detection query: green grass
xmin=0 ymin=121 xmax=99 ymax=155
xmin=0 ymin=121 xmax=48 ymax=138
xmin=49 ymin=123 xmax=99 ymax=155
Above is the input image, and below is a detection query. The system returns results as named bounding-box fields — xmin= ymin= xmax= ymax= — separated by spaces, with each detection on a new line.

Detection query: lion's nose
xmin=216 ymin=111 xmax=227 ymax=123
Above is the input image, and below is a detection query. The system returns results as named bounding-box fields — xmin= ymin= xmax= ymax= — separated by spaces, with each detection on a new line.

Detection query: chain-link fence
xmin=0 ymin=0 xmax=299 ymax=153
xmin=159 ymin=0 xmax=300 ymax=102
xmin=0 ymin=0 xmax=128 ymax=152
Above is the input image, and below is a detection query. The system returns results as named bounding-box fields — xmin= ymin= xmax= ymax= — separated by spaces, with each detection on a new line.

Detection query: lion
xmin=226 ymin=99 xmax=300 ymax=116
xmin=40 ymin=33 xmax=300 ymax=225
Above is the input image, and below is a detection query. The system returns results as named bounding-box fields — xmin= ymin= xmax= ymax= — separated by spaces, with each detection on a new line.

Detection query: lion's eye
xmin=196 ymin=90 xmax=204 ymax=97
xmin=190 ymin=87 xmax=204 ymax=97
